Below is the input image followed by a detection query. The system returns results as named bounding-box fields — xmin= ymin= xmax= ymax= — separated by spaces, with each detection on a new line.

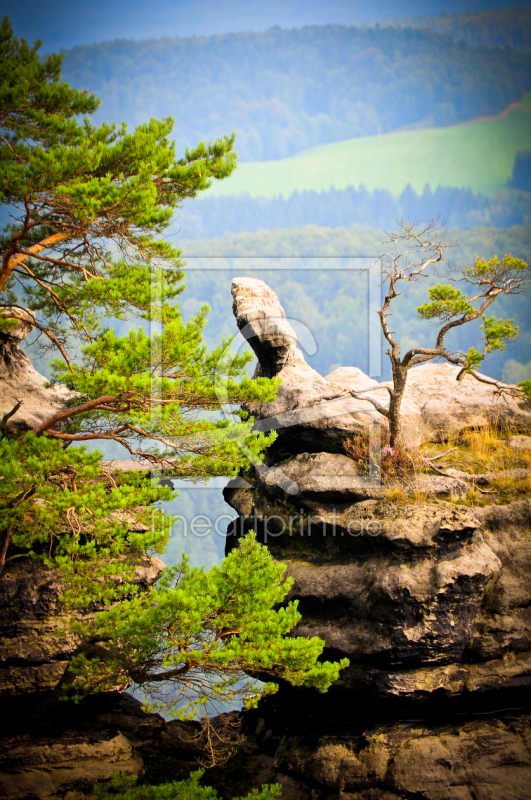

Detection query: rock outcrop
xmin=231 ymin=277 xmax=531 ymax=454
xmin=0 ymin=729 xmax=143 ymax=800
xmin=0 ymin=556 xmax=165 ymax=697
xmin=226 ymin=462 xmax=531 ymax=700
xmin=237 ymin=699 xmax=531 ymax=800
xmin=0 ymin=309 xmax=73 ymax=437
xmin=226 ymin=276 xmax=531 ymax=704
xmin=0 ymin=692 xmax=206 ymax=800
xmin=222 ymin=274 xmax=531 ymax=797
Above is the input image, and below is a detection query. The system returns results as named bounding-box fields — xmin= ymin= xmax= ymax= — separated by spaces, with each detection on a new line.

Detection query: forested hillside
xmin=174 ymin=223 xmax=531 ymax=385
xmin=387 ymin=6 xmax=531 ymax=50
xmin=61 ymin=22 xmax=531 ymax=161
xmin=175 ymin=185 xmax=531 ymax=239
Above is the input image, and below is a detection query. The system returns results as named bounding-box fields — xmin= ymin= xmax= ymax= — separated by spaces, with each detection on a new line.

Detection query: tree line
xmin=385 ymin=6 xmax=531 ymax=51
xmin=175 ymin=184 xmax=531 ymax=239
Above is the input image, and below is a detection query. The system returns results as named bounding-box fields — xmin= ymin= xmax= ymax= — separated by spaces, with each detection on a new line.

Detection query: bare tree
xmin=366 ymin=219 xmax=531 ymax=446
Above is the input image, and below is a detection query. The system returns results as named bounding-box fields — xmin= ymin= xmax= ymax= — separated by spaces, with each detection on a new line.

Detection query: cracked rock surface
xmin=0 ymin=312 xmax=74 ymax=437
xmin=0 ymin=557 xmax=165 ymax=697
xmin=225 ymin=472 xmax=531 ymax=699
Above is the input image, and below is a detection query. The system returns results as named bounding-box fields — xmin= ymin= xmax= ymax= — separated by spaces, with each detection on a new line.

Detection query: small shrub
xmin=384 ymin=485 xmax=410 ymax=504
xmin=344 ymin=428 xmax=423 ymax=483
xmin=93 ymin=770 xmax=282 ymax=800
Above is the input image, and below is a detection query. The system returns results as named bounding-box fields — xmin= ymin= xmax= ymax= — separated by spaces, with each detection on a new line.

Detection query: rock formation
xmin=219 ymin=277 xmax=531 ymax=798
xmin=237 ymin=699 xmax=531 ymax=800
xmin=0 ymin=692 xmax=203 ymax=800
xmin=0 ymin=556 xmax=165 ymax=698
xmin=0 ymin=309 xmax=73 ymax=437
xmin=228 ymin=277 xmax=531 ymax=701
xmin=232 ymin=277 xmax=531 ymax=453
xmin=225 ymin=474 xmax=531 ymax=700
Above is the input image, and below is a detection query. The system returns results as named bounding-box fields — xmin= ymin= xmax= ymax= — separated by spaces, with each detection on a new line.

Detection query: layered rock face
xmin=221 ymin=278 xmax=531 ymax=798
xmin=226 ymin=473 xmax=531 ymax=700
xmin=239 ymin=701 xmax=531 ymax=800
xmin=0 ymin=693 xmax=204 ymax=800
xmin=0 ymin=556 xmax=165 ymax=697
xmin=231 ymin=277 xmax=531 ymax=452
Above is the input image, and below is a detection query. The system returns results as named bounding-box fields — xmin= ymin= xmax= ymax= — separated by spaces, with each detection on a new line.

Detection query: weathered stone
xmin=510 ymin=434 xmax=531 ymax=450
xmin=252 ymin=451 xmax=470 ymax=502
xmin=225 ymin=479 xmax=531 ymax=698
xmin=385 ymin=362 xmax=531 ymax=444
xmin=0 ymin=307 xmax=36 ymax=342
xmin=231 ymin=277 xmax=298 ymax=378
xmin=0 ymin=310 xmax=73 ymax=437
xmin=0 ymin=556 xmax=165 ymax=696
xmin=285 ymin=514 xmax=502 ymax=684
xmin=267 ymin=712 xmax=531 ymax=800
xmin=0 ymin=732 xmax=142 ymax=800
xmin=406 ymin=473 xmax=469 ymax=499
xmin=326 ymin=366 xmax=381 ymax=394
xmin=0 ymin=692 xmax=198 ymax=800
xmin=259 ymin=451 xmax=386 ymax=502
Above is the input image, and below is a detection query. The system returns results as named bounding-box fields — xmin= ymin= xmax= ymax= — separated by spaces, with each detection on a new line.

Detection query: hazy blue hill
xmin=386 ymin=6 xmax=531 ymax=51
xmin=61 ymin=23 xmax=531 ymax=161
xmin=173 ymin=184 xmax=531 ymax=240
xmin=8 ymin=1 xmax=531 ymax=54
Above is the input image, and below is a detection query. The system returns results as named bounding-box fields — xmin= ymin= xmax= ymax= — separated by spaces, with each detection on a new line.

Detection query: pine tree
xmin=0 ymin=17 xmax=348 ymax=722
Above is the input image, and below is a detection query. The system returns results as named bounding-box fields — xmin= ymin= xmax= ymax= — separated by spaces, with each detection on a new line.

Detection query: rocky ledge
xmin=0 ymin=692 xmax=206 ymax=800
xmin=225 ymin=464 xmax=531 ymax=701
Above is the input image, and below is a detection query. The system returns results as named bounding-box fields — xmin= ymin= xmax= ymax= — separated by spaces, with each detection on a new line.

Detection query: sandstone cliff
xmin=2 ymin=285 xmax=531 ymax=800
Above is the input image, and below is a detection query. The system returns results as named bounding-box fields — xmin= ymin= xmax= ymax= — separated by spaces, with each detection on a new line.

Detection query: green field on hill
xmin=207 ymin=100 xmax=531 ymax=200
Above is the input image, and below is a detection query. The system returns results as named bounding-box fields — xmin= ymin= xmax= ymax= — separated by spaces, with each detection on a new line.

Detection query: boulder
xmin=0 ymin=309 xmax=73 ymax=437
xmin=230 ymin=278 xmax=531 ymax=457
xmin=389 ymin=361 xmax=531 ymax=444
xmin=258 ymin=451 xmax=386 ymax=502
xmin=245 ymin=450 xmax=470 ymax=503
xmin=510 ymin=434 xmax=531 ymax=450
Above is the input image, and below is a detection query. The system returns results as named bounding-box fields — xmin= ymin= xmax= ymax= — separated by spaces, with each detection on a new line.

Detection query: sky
xmin=1 ymin=0 xmax=530 ymax=52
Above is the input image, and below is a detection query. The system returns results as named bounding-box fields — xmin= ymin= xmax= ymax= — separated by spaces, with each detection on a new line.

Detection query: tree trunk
xmin=0 ymin=524 xmax=13 ymax=577
xmin=388 ymin=367 xmax=408 ymax=447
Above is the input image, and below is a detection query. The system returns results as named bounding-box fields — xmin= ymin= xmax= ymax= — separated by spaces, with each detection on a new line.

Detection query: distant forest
xmin=62 ymin=12 xmax=531 ymax=161
xmin=175 ymin=184 xmax=531 ymax=239
xmin=386 ymin=6 xmax=531 ymax=51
